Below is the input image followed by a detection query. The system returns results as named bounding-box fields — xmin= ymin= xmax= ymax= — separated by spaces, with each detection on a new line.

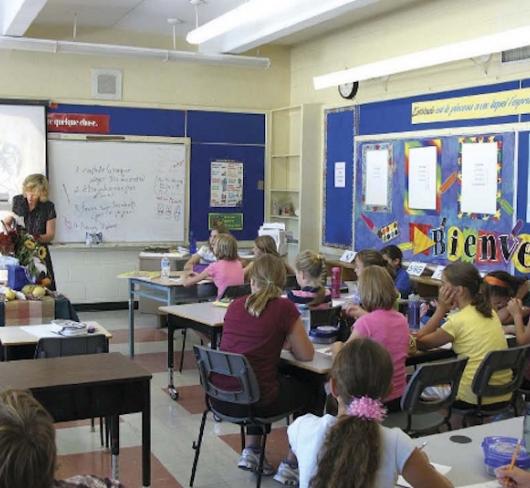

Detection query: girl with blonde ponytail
xmin=288 ymin=250 xmax=331 ymax=309
xmin=213 ymin=254 xmax=315 ymax=478
xmin=289 ymin=339 xmax=452 ymax=488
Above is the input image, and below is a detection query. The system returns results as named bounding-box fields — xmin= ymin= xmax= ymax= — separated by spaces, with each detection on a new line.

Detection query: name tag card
xmin=407 ymin=261 xmax=427 ymax=277
xmin=340 ymin=250 xmax=356 ymax=263
xmin=431 ymin=265 xmax=445 ymax=280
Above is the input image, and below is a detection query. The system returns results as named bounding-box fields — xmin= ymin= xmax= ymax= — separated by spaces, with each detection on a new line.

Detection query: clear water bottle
xmin=299 ymin=305 xmax=311 ymax=334
xmin=160 ymin=256 xmax=170 ymax=280
xmin=407 ymin=294 xmax=420 ymax=330
xmin=189 ymin=230 xmax=197 ymax=255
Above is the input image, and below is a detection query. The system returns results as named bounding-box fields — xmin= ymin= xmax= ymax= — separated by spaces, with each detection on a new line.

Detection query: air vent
xmin=91 ymin=68 xmax=122 ymax=100
xmin=501 ymin=46 xmax=530 ymax=63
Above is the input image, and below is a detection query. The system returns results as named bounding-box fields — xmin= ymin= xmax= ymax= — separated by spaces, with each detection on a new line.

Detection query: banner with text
xmin=412 ymin=88 xmax=530 ymax=124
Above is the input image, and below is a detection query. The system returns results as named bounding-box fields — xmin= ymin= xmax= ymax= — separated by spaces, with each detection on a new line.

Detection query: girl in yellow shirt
xmin=416 ymin=262 xmax=511 ymax=409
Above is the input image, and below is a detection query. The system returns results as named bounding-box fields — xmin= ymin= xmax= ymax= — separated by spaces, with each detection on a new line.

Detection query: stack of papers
xmin=50 ymin=320 xmax=87 ymax=336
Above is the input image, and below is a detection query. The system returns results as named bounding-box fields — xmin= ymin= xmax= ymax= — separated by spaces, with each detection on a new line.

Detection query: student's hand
xmin=344 ymin=303 xmax=367 ymax=319
xmin=437 ymin=285 xmax=456 ymax=312
xmin=507 ymin=298 xmax=524 ymax=319
xmin=329 ymin=341 xmax=344 ymax=357
xmin=496 ymin=465 xmax=530 ymax=487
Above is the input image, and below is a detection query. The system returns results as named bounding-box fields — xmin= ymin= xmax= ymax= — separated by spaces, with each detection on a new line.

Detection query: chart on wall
xmin=354 ymin=132 xmax=525 ymax=272
xmin=209 ymin=160 xmax=243 ymax=207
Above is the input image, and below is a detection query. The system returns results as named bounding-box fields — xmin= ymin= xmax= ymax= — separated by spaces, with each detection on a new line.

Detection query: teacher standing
xmin=7 ymin=174 xmax=57 ymax=290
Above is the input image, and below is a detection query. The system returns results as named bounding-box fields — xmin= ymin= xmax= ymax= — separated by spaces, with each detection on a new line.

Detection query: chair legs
xmin=189 ymin=409 xmax=209 ymax=487
xmin=179 ymin=329 xmax=187 ymax=374
xmin=240 ymin=425 xmax=246 ymax=450
xmin=256 ymin=426 xmax=268 ymax=488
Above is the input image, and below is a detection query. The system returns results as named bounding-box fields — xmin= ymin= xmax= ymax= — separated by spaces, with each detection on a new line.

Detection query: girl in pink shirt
xmin=183 ymin=234 xmax=244 ymax=299
xmin=332 ymin=265 xmax=409 ymax=411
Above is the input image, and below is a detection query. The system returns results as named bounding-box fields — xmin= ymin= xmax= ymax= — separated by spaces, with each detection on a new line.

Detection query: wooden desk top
xmin=0 ymin=321 xmax=112 ymax=347
xmin=160 ymin=302 xmax=226 ymax=327
xmin=0 ymin=352 xmax=151 ymax=391
xmin=132 ymin=271 xmax=212 ymax=288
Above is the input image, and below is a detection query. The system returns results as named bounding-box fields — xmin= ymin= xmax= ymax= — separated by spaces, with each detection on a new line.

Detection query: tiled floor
xmin=54 ymin=310 xmax=289 ymax=488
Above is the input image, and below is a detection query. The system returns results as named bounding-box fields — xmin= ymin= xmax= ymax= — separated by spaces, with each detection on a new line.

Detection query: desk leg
xmin=167 ymin=315 xmax=179 ymax=400
xmin=142 ymin=381 xmax=151 ymax=488
xmin=128 ymin=280 xmax=135 ymax=358
xmin=110 ymin=414 xmax=120 ymax=481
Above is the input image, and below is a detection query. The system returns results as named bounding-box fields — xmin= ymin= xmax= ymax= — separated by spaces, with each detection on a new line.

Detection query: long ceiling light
xmin=314 ymin=25 xmax=530 ymax=89
xmin=0 ymin=36 xmax=271 ymax=68
xmin=186 ymin=0 xmax=376 ymax=54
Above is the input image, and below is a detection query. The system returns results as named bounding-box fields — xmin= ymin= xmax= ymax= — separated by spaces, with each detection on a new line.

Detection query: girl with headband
xmin=287 ymin=338 xmax=452 ymax=488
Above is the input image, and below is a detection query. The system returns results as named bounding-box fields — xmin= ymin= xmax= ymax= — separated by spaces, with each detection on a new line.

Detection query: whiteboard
xmin=0 ymin=103 xmax=46 ymax=204
xmin=48 ymin=137 xmax=188 ymax=243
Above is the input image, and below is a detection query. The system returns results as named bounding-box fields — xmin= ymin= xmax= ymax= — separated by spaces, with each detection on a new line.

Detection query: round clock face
xmin=338 ymin=81 xmax=359 ymax=99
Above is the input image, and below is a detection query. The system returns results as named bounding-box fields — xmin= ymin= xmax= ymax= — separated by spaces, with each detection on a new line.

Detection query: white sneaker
xmin=237 ymin=447 xmax=275 ymax=476
xmin=274 ymin=461 xmax=299 ymax=486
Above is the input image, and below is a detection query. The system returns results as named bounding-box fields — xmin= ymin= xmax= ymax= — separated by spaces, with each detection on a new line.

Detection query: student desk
xmin=0 ymin=352 xmax=152 ymax=487
xmin=417 ymin=416 xmax=522 ymax=486
xmin=160 ymin=302 xmax=455 ymax=400
xmin=127 ymin=271 xmax=216 ymax=358
xmin=0 ymin=321 xmax=112 ymax=360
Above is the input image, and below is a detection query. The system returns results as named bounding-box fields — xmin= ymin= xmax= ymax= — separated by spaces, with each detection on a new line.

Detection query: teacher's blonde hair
xmin=22 ymin=174 xmax=49 ymax=202
xmin=245 ymin=254 xmax=285 ymax=317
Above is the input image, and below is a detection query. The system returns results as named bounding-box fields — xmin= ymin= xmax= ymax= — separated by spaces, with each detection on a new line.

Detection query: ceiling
xmin=26 ymin=0 xmax=426 ymax=47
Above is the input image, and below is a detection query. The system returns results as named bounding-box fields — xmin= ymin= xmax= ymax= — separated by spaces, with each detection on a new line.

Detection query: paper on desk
xmin=397 ymin=463 xmax=451 ymax=487
xmin=20 ymin=321 xmax=98 ymax=339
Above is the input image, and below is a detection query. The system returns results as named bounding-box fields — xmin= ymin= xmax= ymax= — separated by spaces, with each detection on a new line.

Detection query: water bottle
xmin=407 ymin=294 xmax=420 ymax=330
xmin=189 ymin=230 xmax=197 ymax=255
xmin=160 ymin=256 xmax=170 ymax=280
xmin=331 ymin=267 xmax=341 ymax=299
xmin=299 ymin=305 xmax=311 ymax=334
xmin=524 ymin=404 xmax=530 ymax=451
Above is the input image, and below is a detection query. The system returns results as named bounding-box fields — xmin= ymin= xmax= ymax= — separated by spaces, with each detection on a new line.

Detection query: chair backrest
xmin=284 ymin=274 xmax=299 ymax=291
xmin=401 ymin=355 xmax=469 ymax=414
xmin=193 ymin=345 xmax=260 ymax=405
xmin=310 ymin=305 xmax=342 ymax=329
xmin=472 ymin=345 xmax=530 ymax=402
xmin=221 ymin=284 xmax=251 ymax=300
xmin=35 ymin=334 xmax=109 ymax=359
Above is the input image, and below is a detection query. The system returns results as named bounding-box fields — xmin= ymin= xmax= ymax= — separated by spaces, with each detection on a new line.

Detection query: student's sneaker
xmin=237 ymin=448 xmax=275 ymax=476
xmin=273 ymin=460 xmax=299 ymax=486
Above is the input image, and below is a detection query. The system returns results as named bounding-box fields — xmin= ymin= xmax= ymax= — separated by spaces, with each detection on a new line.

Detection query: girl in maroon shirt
xmin=214 ymin=254 xmax=315 ymax=478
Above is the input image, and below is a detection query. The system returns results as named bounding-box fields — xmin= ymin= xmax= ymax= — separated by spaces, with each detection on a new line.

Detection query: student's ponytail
xmin=295 ymin=250 xmax=327 ymax=306
xmin=245 ymin=254 xmax=285 ymax=317
xmin=311 ymin=416 xmax=380 ymax=488
xmin=310 ymin=338 xmax=394 ymax=488
xmin=444 ymin=262 xmax=493 ymax=318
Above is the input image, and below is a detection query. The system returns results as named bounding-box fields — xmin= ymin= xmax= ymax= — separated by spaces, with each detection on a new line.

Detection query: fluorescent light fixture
xmin=187 ymin=0 xmax=376 ymax=54
xmin=314 ymin=25 xmax=530 ymax=89
xmin=0 ymin=36 xmax=270 ymax=68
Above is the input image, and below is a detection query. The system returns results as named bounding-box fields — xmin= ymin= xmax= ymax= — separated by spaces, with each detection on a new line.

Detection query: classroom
xmin=1 ymin=0 xmax=530 ymax=487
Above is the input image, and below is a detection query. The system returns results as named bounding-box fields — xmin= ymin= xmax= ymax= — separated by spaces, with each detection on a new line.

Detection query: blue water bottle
xmin=160 ymin=256 xmax=170 ymax=279
xmin=189 ymin=230 xmax=197 ymax=254
xmin=407 ymin=294 xmax=420 ymax=330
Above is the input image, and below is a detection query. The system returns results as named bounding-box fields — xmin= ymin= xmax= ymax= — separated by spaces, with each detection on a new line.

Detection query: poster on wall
xmin=210 ymin=160 xmax=243 ymax=207
xmin=459 ymin=139 xmax=500 ymax=217
xmin=407 ymin=145 xmax=439 ymax=211
xmin=362 ymin=143 xmax=392 ymax=212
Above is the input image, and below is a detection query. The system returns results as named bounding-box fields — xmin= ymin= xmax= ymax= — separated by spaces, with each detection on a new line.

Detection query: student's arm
xmin=183 ymin=253 xmax=201 ymax=271
xmin=330 ymin=329 xmax=361 ymax=356
xmin=416 ymin=286 xmax=455 ymax=350
xmin=496 ymin=305 xmax=515 ymax=325
xmin=496 ymin=465 xmax=530 ymax=487
xmin=284 ymin=262 xmax=296 ymax=276
xmin=38 ymin=218 xmax=56 ymax=243
xmin=286 ymin=318 xmax=314 ymax=361
xmin=182 ymin=269 xmax=209 ymax=287
xmin=401 ymin=449 xmax=453 ymax=488
xmin=343 ymin=303 xmax=367 ymax=319
xmin=508 ymin=298 xmax=530 ymax=346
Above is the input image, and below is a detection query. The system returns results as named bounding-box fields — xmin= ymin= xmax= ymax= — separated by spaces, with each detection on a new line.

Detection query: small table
xmin=0 ymin=321 xmax=112 ymax=360
xmin=127 ymin=272 xmax=216 ymax=358
xmin=0 ymin=353 xmax=152 ymax=487
xmin=160 ymin=302 xmax=225 ymax=400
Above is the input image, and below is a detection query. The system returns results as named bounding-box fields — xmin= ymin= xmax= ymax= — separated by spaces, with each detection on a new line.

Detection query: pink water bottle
xmin=331 ymin=267 xmax=341 ymax=299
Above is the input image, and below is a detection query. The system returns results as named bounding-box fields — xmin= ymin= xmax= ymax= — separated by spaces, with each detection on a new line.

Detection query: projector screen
xmin=0 ymin=102 xmax=47 ymax=204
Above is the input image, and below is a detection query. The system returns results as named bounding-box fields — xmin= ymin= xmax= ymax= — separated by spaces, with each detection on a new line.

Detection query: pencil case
xmin=482 ymin=436 xmax=530 ymax=476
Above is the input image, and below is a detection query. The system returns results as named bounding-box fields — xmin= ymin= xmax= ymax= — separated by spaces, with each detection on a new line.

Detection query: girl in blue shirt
xmin=381 ymin=245 xmax=413 ymax=298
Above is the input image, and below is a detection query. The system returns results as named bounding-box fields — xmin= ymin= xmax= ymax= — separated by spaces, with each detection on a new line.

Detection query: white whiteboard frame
xmin=48 ymin=133 xmax=191 ymax=245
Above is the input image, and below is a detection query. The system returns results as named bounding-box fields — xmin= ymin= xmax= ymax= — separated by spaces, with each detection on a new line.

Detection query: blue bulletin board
xmin=354 ymin=133 xmax=517 ymax=272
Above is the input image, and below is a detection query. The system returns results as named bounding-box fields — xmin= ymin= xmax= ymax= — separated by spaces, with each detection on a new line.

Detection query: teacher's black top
xmin=12 ymin=194 xmax=57 ymax=290
xmin=12 ymin=194 xmax=56 ymax=236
